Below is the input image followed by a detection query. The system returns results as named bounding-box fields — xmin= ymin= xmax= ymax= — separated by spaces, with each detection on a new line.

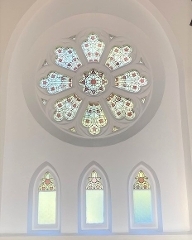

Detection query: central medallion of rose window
xmin=79 ymin=69 xmax=108 ymax=96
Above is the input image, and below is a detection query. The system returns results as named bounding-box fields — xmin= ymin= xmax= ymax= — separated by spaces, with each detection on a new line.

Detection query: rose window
xmin=37 ymin=31 xmax=151 ymax=137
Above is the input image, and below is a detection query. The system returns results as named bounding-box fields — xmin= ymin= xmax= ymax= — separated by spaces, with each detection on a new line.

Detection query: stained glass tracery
xmin=39 ymin=172 xmax=56 ymax=191
xmin=86 ymin=170 xmax=103 ymax=190
xmin=133 ymin=170 xmax=152 ymax=224
xmin=79 ymin=69 xmax=108 ymax=95
xmin=38 ymin=172 xmax=56 ymax=225
xmin=82 ymin=103 xmax=107 ymax=135
xmin=37 ymin=32 xmax=151 ymax=139
xmin=86 ymin=170 xmax=104 ymax=224
xmin=54 ymin=94 xmax=82 ymax=121
xmin=106 ymin=93 xmax=135 ymax=120
xmin=55 ymin=47 xmax=82 ymax=71
xmin=105 ymin=45 xmax=132 ymax=71
xmin=133 ymin=170 xmax=150 ymax=190
xmin=115 ymin=70 xmax=148 ymax=93
xmin=40 ymin=72 xmax=72 ymax=94
xmin=81 ymin=34 xmax=105 ymax=62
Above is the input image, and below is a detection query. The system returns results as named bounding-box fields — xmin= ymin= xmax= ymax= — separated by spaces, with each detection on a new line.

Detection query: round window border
xmin=22 ymin=15 xmax=165 ymax=147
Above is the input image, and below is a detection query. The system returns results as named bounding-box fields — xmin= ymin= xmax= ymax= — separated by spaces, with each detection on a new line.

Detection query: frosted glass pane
xmin=133 ymin=190 xmax=152 ymax=223
xmin=86 ymin=190 xmax=104 ymax=223
xmin=38 ymin=191 xmax=56 ymax=224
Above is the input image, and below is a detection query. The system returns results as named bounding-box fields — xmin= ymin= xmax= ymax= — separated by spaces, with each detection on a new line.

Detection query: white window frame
xmin=28 ymin=162 xmax=60 ymax=234
xmin=128 ymin=162 xmax=162 ymax=233
xmin=78 ymin=161 xmax=111 ymax=234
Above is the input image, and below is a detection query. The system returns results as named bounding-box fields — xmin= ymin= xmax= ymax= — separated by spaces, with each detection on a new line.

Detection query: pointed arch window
xmin=38 ymin=172 xmax=57 ymax=225
xmin=128 ymin=163 xmax=162 ymax=232
xmin=28 ymin=163 xmax=60 ymax=234
xmin=79 ymin=162 xmax=111 ymax=234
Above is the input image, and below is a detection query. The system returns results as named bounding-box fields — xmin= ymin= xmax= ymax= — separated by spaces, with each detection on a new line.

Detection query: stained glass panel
xmin=40 ymin=72 xmax=72 ymax=94
xmin=38 ymin=172 xmax=56 ymax=225
xmin=79 ymin=69 xmax=108 ymax=96
xmin=105 ymin=45 xmax=132 ymax=71
xmin=106 ymin=93 xmax=135 ymax=120
xmin=115 ymin=70 xmax=148 ymax=93
xmin=86 ymin=171 xmax=104 ymax=224
xmin=82 ymin=103 xmax=107 ymax=135
xmin=81 ymin=34 xmax=105 ymax=62
xmin=133 ymin=171 xmax=152 ymax=224
xmin=54 ymin=94 xmax=82 ymax=121
xmin=133 ymin=170 xmax=150 ymax=190
xmin=55 ymin=47 xmax=82 ymax=71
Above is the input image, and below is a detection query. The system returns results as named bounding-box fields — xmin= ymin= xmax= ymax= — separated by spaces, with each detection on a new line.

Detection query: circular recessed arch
xmin=22 ymin=13 xmax=165 ymax=146
xmin=2 ymin=0 xmax=187 ymax=147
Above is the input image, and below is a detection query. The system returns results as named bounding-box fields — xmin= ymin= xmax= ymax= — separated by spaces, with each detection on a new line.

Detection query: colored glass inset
xmin=105 ymin=45 xmax=132 ymax=71
xmin=133 ymin=170 xmax=150 ymax=190
xmin=86 ymin=171 xmax=104 ymax=224
xmin=79 ymin=69 xmax=108 ymax=96
xmin=106 ymin=93 xmax=135 ymax=120
xmin=115 ymin=70 xmax=148 ymax=93
xmin=55 ymin=47 xmax=82 ymax=71
xmin=82 ymin=103 xmax=107 ymax=135
xmin=54 ymin=94 xmax=82 ymax=121
xmin=81 ymin=33 xmax=105 ymax=62
xmin=38 ymin=172 xmax=56 ymax=224
xmin=40 ymin=72 xmax=72 ymax=94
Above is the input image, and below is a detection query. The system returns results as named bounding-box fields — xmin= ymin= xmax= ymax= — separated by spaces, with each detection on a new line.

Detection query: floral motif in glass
xmin=81 ymin=34 xmax=105 ymax=62
xmin=79 ymin=69 xmax=108 ymax=96
xmin=54 ymin=94 xmax=82 ymax=121
xmin=82 ymin=103 xmax=107 ymax=135
xmin=55 ymin=47 xmax=82 ymax=71
xmin=106 ymin=93 xmax=135 ymax=120
xmin=39 ymin=172 xmax=56 ymax=191
xmin=39 ymin=71 xmax=72 ymax=94
xmin=86 ymin=170 xmax=103 ymax=190
xmin=105 ymin=45 xmax=132 ymax=71
xmin=133 ymin=170 xmax=150 ymax=190
xmin=115 ymin=70 xmax=148 ymax=93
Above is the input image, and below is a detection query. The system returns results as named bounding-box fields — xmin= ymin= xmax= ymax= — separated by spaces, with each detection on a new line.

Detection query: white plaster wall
xmin=0 ymin=0 xmax=192 ymax=237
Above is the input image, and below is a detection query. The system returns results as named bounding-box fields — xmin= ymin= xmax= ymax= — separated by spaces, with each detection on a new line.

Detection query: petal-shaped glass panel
xmin=81 ymin=34 xmax=105 ymax=62
xmin=54 ymin=94 xmax=82 ymax=121
xmin=115 ymin=70 xmax=148 ymax=93
xmin=105 ymin=46 xmax=132 ymax=71
xmin=82 ymin=103 xmax=107 ymax=135
xmin=79 ymin=69 xmax=108 ymax=96
xmin=55 ymin=47 xmax=82 ymax=71
xmin=39 ymin=72 xmax=72 ymax=94
xmin=106 ymin=93 xmax=135 ymax=120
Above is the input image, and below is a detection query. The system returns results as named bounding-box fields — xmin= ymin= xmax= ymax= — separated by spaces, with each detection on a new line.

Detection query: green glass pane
xmin=38 ymin=191 xmax=56 ymax=224
xmin=86 ymin=190 xmax=104 ymax=223
xmin=133 ymin=190 xmax=152 ymax=223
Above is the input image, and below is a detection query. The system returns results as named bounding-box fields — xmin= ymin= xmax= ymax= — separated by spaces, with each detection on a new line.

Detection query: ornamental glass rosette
xmin=37 ymin=31 xmax=150 ymax=139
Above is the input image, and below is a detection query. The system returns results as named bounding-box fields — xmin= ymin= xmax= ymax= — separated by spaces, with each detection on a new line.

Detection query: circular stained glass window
xmin=37 ymin=30 xmax=152 ymax=140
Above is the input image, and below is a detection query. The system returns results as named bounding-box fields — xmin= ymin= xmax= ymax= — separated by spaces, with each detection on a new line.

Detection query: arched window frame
xmin=78 ymin=161 xmax=112 ymax=234
xmin=128 ymin=162 xmax=162 ymax=233
xmin=28 ymin=162 xmax=61 ymax=235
